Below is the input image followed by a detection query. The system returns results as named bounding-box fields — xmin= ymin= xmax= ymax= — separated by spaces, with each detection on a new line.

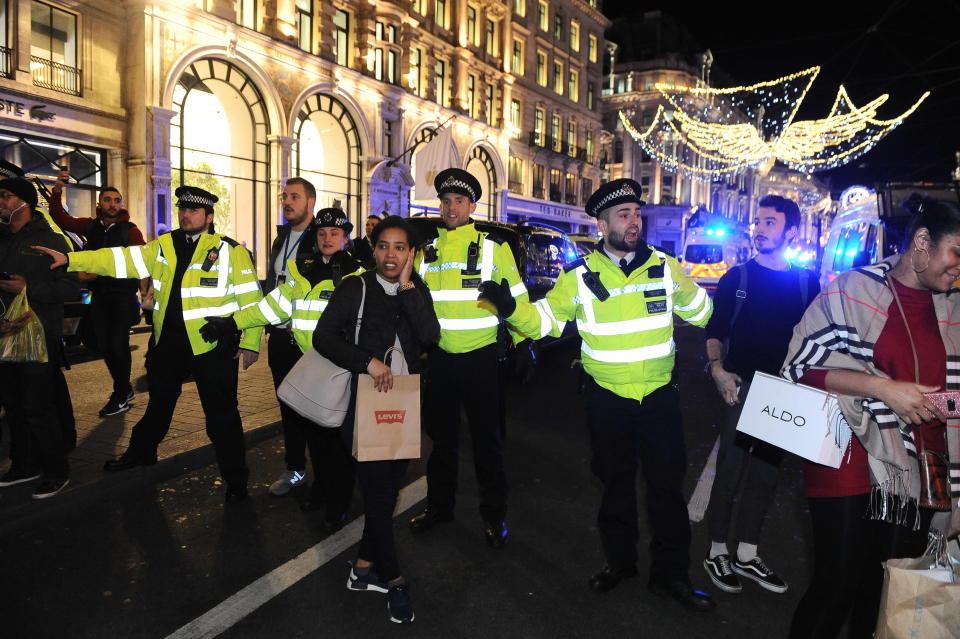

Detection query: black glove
xmin=478 ymin=278 xmax=517 ymax=318
xmin=513 ymin=339 xmax=538 ymax=384
xmin=200 ymin=315 xmax=237 ymax=343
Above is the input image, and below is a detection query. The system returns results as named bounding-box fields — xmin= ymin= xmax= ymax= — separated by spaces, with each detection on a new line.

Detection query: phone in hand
xmin=924 ymin=391 xmax=960 ymax=418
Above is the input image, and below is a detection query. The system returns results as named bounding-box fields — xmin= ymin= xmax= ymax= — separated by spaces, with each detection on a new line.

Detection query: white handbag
xmin=277 ymin=277 xmax=366 ymax=428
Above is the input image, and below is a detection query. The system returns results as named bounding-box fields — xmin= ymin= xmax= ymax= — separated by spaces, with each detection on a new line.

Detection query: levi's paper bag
xmin=875 ymin=555 xmax=960 ymax=639
xmin=736 ymin=371 xmax=848 ymax=468
xmin=352 ymin=346 xmax=421 ymax=462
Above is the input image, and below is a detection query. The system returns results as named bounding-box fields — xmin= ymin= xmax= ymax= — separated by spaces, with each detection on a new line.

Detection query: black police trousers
xmin=424 ymin=343 xmax=507 ymax=524
xmin=127 ymin=330 xmax=248 ymax=488
xmin=586 ymin=378 xmax=690 ymax=580
xmin=266 ymin=327 xmax=309 ymax=471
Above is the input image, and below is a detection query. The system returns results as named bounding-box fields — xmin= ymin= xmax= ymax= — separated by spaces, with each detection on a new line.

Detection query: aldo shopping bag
xmin=352 ymin=346 xmax=421 ymax=462
xmin=736 ymin=371 xmax=848 ymax=468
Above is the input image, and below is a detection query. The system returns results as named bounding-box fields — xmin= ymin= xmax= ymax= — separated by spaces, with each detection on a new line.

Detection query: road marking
xmin=165 ymin=476 xmax=427 ymax=639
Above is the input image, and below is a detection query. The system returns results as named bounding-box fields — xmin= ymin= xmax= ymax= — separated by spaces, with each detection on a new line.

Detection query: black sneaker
xmin=732 ymin=557 xmax=788 ymax=594
xmin=32 ymin=478 xmax=69 ymax=500
xmin=386 ymin=582 xmax=415 ymax=624
xmin=703 ymin=554 xmax=743 ymax=593
xmin=99 ymin=389 xmax=134 ymax=417
xmin=346 ymin=562 xmax=388 ymax=593
xmin=0 ymin=468 xmax=41 ymax=487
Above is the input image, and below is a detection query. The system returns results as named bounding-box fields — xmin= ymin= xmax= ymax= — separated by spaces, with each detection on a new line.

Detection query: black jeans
xmin=0 ymin=344 xmax=68 ymax=481
xmin=89 ymin=294 xmax=138 ymax=394
xmin=424 ymin=344 xmax=507 ymax=524
xmin=789 ymin=494 xmax=933 ymax=639
xmin=357 ymin=459 xmax=409 ymax=582
xmin=706 ymin=380 xmax=784 ymax=546
xmin=266 ymin=327 xmax=308 ymax=471
xmin=126 ymin=331 xmax=248 ymax=488
xmin=586 ymin=379 xmax=690 ymax=580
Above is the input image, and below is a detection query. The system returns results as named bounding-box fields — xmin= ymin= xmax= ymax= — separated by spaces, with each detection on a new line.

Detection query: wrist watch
xmin=704 ymin=358 xmax=721 ymax=374
xmin=398 ymin=281 xmax=415 ymax=292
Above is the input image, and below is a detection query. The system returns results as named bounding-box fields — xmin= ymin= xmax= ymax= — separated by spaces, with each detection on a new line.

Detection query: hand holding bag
xmin=352 ymin=344 xmax=421 ymax=462
xmin=277 ymin=278 xmax=366 ymax=428
xmin=0 ymin=287 xmax=47 ymax=363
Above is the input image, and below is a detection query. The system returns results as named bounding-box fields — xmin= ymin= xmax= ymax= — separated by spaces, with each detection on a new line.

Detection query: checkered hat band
xmin=439 ymin=176 xmax=476 ymax=200
xmin=592 ymin=186 xmax=638 ymax=215
xmin=178 ymin=193 xmax=215 ymax=207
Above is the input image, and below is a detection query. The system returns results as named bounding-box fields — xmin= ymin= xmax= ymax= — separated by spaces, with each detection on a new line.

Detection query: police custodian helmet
xmin=175 ymin=185 xmax=219 ymax=209
xmin=314 ymin=207 xmax=354 ymax=234
xmin=434 ymin=168 xmax=482 ymax=203
xmin=584 ymin=178 xmax=645 ymax=218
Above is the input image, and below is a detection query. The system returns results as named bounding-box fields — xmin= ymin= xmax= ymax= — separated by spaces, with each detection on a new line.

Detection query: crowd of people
xmin=0 ymin=157 xmax=957 ymax=631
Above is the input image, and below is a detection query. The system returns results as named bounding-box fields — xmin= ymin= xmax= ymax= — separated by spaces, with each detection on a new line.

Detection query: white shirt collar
xmin=603 ymin=247 xmax=635 ymax=265
xmin=376 ymin=273 xmax=399 ymax=295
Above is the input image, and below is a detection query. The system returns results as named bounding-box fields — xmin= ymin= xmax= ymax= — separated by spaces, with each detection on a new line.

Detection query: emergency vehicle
xmin=679 ymin=223 xmax=751 ymax=290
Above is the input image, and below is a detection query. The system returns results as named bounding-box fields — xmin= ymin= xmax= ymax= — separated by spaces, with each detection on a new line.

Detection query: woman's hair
xmin=370 ymin=215 xmax=420 ymax=248
xmin=903 ymin=195 xmax=960 ymax=248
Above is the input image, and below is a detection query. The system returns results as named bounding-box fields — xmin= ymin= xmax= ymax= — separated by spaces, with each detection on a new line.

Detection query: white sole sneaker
xmin=702 ymin=557 xmax=743 ymax=593
xmin=0 ymin=473 xmax=41 ymax=488
xmin=732 ymin=562 xmax=788 ymax=594
xmin=32 ymin=479 xmax=70 ymax=500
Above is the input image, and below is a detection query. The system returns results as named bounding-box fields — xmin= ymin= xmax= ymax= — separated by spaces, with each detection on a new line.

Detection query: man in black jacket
xmin=0 ymin=178 xmax=80 ymax=499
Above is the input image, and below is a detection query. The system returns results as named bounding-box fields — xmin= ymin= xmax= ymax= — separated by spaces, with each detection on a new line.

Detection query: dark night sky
xmin=602 ymin=0 xmax=960 ymax=194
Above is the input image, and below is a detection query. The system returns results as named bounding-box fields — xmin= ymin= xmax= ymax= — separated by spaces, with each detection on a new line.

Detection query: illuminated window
xmin=234 ymin=0 xmax=256 ymax=29
xmin=374 ymin=22 xmax=398 ymax=84
xmin=512 ymin=38 xmax=524 ymax=75
xmin=551 ymin=114 xmax=561 ymax=151
xmin=585 ymin=130 xmax=594 ymax=161
xmin=485 ymin=19 xmax=496 ymax=56
xmin=549 ymin=168 xmax=561 ymax=202
xmin=587 ymin=81 xmax=594 ymax=110
xmin=508 ymin=155 xmax=524 ymax=192
xmin=485 ymin=83 xmax=495 ymax=125
xmin=565 ymin=172 xmax=576 ymax=204
xmin=295 ymin=0 xmax=312 ymax=52
xmin=553 ymin=14 xmax=562 ymax=39
xmin=537 ymin=0 xmax=548 ymax=31
xmin=533 ymin=163 xmax=545 ymax=198
xmin=510 ymin=99 xmax=521 ymax=138
xmin=553 ymin=61 xmax=563 ymax=95
xmin=566 ymin=120 xmax=576 ymax=156
xmin=534 ymin=107 xmax=545 ymax=146
xmin=30 ymin=1 xmax=78 ymax=95
xmin=467 ymin=74 xmax=476 ymax=118
xmin=435 ymin=59 xmax=446 ymax=106
xmin=568 ymin=69 xmax=579 ymax=102
xmin=435 ymin=0 xmax=448 ymax=29
xmin=570 ymin=20 xmax=580 ymax=51
xmin=467 ymin=7 xmax=477 ymax=45
xmin=413 ymin=0 xmax=428 ymax=16
xmin=536 ymin=50 xmax=547 ymax=86
xmin=588 ymin=33 xmax=598 ymax=63
xmin=333 ymin=9 xmax=349 ymax=67
xmin=409 ymin=48 xmax=423 ymax=96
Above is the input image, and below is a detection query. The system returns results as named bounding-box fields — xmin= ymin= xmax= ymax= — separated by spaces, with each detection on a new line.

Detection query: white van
xmin=680 ymin=225 xmax=752 ymax=290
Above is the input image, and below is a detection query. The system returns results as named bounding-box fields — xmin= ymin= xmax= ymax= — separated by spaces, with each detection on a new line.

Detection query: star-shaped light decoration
xmin=619 ymin=67 xmax=929 ymax=177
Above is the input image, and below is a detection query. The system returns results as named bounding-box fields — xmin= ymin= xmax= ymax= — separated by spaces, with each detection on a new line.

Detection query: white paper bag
xmin=736 ymin=371 xmax=849 ymax=468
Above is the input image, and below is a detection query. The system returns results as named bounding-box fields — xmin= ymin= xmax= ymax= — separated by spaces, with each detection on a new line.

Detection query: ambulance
xmin=679 ymin=223 xmax=752 ymax=290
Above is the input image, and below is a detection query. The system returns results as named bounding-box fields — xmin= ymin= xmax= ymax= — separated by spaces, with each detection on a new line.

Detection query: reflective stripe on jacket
xmin=414 ymin=222 xmax=530 ymax=353
xmin=509 ymin=246 xmax=712 ymax=401
xmin=68 ymin=232 xmax=264 ymax=355
xmin=234 ymin=258 xmax=363 ymax=353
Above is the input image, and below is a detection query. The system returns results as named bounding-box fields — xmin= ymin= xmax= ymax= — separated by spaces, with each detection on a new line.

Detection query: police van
xmin=679 ymin=224 xmax=751 ymax=290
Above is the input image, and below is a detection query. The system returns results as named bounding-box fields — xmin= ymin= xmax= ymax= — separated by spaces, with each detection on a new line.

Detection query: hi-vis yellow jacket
xmin=67 ymin=232 xmax=264 ymax=355
xmin=509 ymin=246 xmax=712 ymax=401
xmin=414 ymin=222 xmax=530 ymax=353
xmin=233 ymin=257 xmax=362 ymax=353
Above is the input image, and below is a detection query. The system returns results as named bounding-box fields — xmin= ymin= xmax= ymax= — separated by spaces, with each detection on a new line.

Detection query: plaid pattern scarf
xmin=782 ymin=256 xmax=960 ymax=529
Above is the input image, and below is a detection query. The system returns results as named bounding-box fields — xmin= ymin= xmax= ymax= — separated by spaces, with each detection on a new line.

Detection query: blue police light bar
xmin=714 ymin=228 xmax=726 ymax=237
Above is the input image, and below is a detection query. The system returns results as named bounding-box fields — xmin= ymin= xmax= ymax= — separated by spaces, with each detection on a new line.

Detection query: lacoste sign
xmin=0 ymin=96 xmax=56 ymax=123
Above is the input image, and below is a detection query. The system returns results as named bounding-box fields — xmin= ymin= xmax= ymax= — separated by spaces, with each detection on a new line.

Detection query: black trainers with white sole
xmin=732 ymin=557 xmax=788 ymax=593
xmin=703 ymin=554 xmax=742 ymax=593
xmin=99 ymin=389 xmax=134 ymax=417
xmin=32 ymin=478 xmax=69 ymax=500
xmin=0 ymin=468 xmax=41 ymax=487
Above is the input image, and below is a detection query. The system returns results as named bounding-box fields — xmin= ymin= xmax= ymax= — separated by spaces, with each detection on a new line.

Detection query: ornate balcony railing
xmin=31 ymin=56 xmax=81 ymax=96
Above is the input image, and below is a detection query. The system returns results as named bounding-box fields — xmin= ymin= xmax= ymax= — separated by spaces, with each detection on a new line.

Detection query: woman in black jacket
xmin=313 ymin=215 xmax=440 ymax=624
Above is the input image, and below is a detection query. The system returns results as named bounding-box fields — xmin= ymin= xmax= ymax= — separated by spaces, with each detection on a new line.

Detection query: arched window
xmin=465 ymin=145 xmax=498 ymax=221
xmin=170 ymin=58 xmax=270 ymax=263
xmin=293 ymin=94 xmax=362 ymax=223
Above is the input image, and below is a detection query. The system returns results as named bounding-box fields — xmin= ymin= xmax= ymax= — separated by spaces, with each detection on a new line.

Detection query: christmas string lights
xmin=619 ymin=66 xmax=930 ymax=177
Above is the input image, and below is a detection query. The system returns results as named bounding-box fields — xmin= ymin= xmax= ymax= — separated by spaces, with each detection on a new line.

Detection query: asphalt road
xmin=0 ymin=325 xmax=812 ymax=638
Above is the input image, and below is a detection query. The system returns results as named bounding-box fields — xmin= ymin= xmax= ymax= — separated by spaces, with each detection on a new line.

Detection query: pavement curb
xmin=0 ymin=419 xmax=283 ymax=538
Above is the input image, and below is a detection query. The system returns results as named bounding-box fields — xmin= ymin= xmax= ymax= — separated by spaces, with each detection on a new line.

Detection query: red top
xmin=48 ymin=197 xmax=145 ymax=246
xmin=800 ymin=277 xmax=947 ymax=498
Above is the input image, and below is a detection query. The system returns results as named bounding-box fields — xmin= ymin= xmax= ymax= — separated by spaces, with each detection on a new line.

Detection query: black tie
xmin=619 ymin=258 xmax=628 ymax=269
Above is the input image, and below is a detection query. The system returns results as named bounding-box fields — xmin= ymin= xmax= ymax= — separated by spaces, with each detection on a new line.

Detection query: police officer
xmin=201 ymin=207 xmax=360 ymax=529
xmin=35 ymin=186 xmax=264 ymax=503
xmin=407 ymin=168 xmax=531 ymax=547
xmin=482 ymin=179 xmax=717 ymax=609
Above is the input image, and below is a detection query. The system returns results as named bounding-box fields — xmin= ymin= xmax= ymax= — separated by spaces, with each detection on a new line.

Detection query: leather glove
xmin=513 ymin=339 xmax=538 ymax=384
xmin=478 ymin=278 xmax=517 ymax=318
xmin=200 ymin=315 xmax=237 ymax=343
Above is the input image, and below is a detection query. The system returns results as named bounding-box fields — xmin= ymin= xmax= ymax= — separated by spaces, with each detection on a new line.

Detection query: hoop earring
xmin=911 ymin=248 xmax=930 ymax=273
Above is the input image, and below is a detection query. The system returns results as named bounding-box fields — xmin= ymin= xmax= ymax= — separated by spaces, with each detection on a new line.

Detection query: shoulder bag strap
xmin=354 ymin=277 xmax=366 ymax=345
xmin=729 ymin=264 xmax=748 ymax=329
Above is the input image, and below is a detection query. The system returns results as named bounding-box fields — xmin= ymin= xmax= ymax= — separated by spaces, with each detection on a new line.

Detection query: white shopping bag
xmin=736 ymin=371 xmax=849 ymax=468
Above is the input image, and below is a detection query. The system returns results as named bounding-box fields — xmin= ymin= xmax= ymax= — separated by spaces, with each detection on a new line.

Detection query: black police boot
xmin=588 ymin=565 xmax=638 ymax=593
xmin=224 ymin=484 xmax=249 ymax=504
xmin=408 ymin=507 xmax=453 ymax=534
xmin=647 ymin=575 xmax=716 ymax=611
xmin=484 ymin=521 xmax=509 ymax=548
xmin=103 ymin=451 xmax=157 ymax=472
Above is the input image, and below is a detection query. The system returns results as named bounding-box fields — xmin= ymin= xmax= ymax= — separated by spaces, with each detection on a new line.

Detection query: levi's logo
xmin=375 ymin=410 xmax=406 ymax=424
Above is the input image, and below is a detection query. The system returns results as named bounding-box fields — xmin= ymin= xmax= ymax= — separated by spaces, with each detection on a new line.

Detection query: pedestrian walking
xmin=49 ymin=171 xmax=146 ymax=417
xmin=34 ymin=186 xmax=264 ymax=503
xmin=781 ymin=195 xmax=960 ymax=638
xmin=201 ymin=206 xmax=361 ymax=530
xmin=314 ymin=215 xmax=440 ymax=624
xmin=488 ymin=178 xmax=716 ymax=610
xmin=407 ymin=168 xmax=530 ymax=547
xmin=701 ymin=195 xmax=819 ymax=595
xmin=0 ymin=177 xmax=80 ymax=499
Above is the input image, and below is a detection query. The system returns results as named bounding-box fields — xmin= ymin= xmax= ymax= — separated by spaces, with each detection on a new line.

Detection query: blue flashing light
xmin=706 ymin=229 xmax=715 ymax=236
xmin=797 ymin=252 xmax=814 ymax=264
xmin=714 ymin=228 xmax=726 ymax=237
xmin=834 ymin=247 xmax=843 ymax=255
xmin=845 ymin=249 xmax=857 ymax=257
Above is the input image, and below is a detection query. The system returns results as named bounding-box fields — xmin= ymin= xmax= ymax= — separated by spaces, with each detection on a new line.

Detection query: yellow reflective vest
xmin=67 ymin=231 xmax=264 ymax=355
xmin=509 ymin=246 xmax=712 ymax=401
xmin=233 ymin=256 xmax=362 ymax=353
xmin=38 ymin=207 xmax=71 ymax=250
xmin=414 ymin=222 xmax=530 ymax=353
